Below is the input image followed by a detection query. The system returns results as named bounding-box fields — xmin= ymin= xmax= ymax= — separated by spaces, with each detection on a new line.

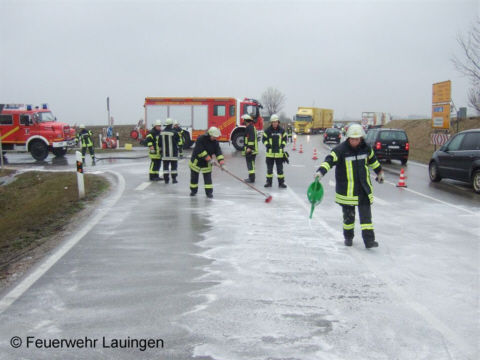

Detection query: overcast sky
xmin=1 ymin=0 xmax=479 ymax=126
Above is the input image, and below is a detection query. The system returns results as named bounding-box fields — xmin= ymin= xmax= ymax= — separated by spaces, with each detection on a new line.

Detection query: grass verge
xmin=0 ymin=171 xmax=110 ymax=288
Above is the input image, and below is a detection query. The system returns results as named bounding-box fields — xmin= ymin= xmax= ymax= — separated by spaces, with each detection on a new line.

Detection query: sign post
xmin=76 ymin=151 xmax=85 ymax=199
xmin=431 ymin=81 xmax=451 ymax=129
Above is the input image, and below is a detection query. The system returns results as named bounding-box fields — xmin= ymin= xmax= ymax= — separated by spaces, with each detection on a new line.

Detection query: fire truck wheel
xmin=232 ymin=132 xmax=245 ymax=151
xmin=30 ymin=141 xmax=49 ymax=161
xmin=52 ymin=148 xmax=68 ymax=157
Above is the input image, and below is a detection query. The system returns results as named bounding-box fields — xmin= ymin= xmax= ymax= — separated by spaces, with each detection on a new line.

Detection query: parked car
xmin=429 ymin=129 xmax=480 ymax=194
xmin=364 ymin=128 xmax=409 ymax=164
xmin=323 ymin=128 xmax=342 ymax=144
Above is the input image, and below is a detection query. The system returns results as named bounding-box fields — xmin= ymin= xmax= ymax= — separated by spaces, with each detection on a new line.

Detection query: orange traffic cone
xmin=299 ymin=144 xmax=303 ymax=153
xmin=396 ymin=168 xmax=407 ymax=188
xmin=292 ymin=140 xmax=297 ymax=151
xmin=312 ymin=148 xmax=318 ymax=160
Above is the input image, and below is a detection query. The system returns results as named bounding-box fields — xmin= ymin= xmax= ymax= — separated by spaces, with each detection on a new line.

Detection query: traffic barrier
xmin=396 ymin=168 xmax=408 ymax=188
xmin=299 ymin=144 xmax=303 ymax=154
xmin=292 ymin=140 xmax=297 ymax=151
xmin=312 ymin=148 xmax=318 ymax=160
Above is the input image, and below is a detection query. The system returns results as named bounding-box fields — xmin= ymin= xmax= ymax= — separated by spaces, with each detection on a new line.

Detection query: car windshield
xmin=34 ymin=111 xmax=55 ymax=123
xmin=379 ymin=131 xmax=407 ymax=141
xmin=296 ymin=115 xmax=312 ymax=122
xmin=327 ymin=129 xmax=339 ymax=134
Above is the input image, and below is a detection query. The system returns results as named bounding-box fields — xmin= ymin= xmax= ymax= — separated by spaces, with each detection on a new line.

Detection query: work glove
xmin=314 ymin=170 xmax=323 ymax=180
xmin=208 ymin=158 xmax=215 ymax=165
xmin=220 ymin=164 xmax=227 ymax=172
xmin=376 ymin=171 xmax=385 ymax=184
xmin=149 ymin=148 xmax=156 ymax=154
xmin=283 ymin=151 xmax=290 ymax=164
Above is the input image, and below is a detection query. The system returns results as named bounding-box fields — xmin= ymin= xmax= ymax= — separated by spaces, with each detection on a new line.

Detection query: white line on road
xmin=384 ymin=180 xmax=479 ymax=215
xmin=0 ymin=171 xmax=126 ymax=315
xmin=135 ymin=182 xmax=151 ymax=191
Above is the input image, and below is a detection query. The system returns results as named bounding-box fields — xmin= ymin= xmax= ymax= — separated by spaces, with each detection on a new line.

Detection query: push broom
xmin=215 ymin=163 xmax=272 ymax=203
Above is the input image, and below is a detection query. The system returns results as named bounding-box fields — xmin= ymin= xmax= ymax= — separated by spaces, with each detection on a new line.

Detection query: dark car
xmin=429 ymin=129 xmax=480 ymax=194
xmin=323 ymin=128 xmax=342 ymax=144
xmin=364 ymin=128 xmax=409 ymax=164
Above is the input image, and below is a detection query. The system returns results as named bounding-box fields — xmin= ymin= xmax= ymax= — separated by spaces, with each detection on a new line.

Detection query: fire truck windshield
xmin=34 ymin=111 xmax=55 ymax=123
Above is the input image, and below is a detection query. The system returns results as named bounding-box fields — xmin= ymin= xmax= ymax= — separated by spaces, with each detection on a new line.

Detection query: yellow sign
xmin=431 ymin=104 xmax=450 ymax=129
xmin=432 ymin=80 xmax=451 ymax=104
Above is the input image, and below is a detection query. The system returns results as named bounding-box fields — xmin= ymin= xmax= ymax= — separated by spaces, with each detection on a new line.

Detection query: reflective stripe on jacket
xmin=317 ymin=140 xmax=382 ymax=205
xmin=263 ymin=125 xmax=286 ymax=158
xmin=77 ymin=130 xmax=94 ymax=147
xmin=189 ymin=133 xmax=225 ymax=173
xmin=146 ymin=128 xmax=161 ymax=160
xmin=242 ymin=123 xmax=258 ymax=156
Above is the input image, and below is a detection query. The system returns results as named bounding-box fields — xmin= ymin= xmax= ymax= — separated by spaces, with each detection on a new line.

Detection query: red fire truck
xmin=0 ymin=103 xmax=76 ymax=161
xmin=131 ymin=97 xmax=264 ymax=150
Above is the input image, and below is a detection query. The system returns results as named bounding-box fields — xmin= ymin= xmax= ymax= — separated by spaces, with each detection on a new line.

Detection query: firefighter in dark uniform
xmin=173 ymin=119 xmax=184 ymax=159
xmin=146 ymin=119 xmax=163 ymax=181
xmin=76 ymin=124 xmax=96 ymax=165
xmin=189 ymin=127 xmax=226 ymax=198
xmin=315 ymin=124 xmax=385 ymax=249
xmin=160 ymin=118 xmax=181 ymax=184
xmin=286 ymin=125 xmax=293 ymax=143
xmin=263 ymin=114 xmax=287 ymax=188
xmin=241 ymin=114 xmax=258 ymax=183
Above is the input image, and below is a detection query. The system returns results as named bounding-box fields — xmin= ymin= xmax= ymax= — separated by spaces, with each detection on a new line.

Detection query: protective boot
xmin=245 ymin=175 xmax=255 ymax=183
xmin=279 ymin=180 xmax=287 ymax=188
xmin=365 ymin=241 xmax=379 ymax=249
xmin=344 ymin=238 xmax=353 ymax=246
xmin=172 ymin=175 xmax=178 ymax=184
xmin=264 ymin=180 xmax=272 ymax=188
xmin=164 ymin=174 xmax=170 ymax=184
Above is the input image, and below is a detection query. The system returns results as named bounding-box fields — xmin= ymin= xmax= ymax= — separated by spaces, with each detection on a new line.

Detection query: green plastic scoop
xmin=307 ymin=178 xmax=324 ymax=219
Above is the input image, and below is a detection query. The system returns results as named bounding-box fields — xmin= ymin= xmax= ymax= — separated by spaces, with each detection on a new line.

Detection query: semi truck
xmin=131 ymin=97 xmax=264 ymax=151
xmin=0 ymin=103 xmax=76 ymax=161
xmin=294 ymin=107 xmax=334 ymax=134
xmin=361 ymin=112 xmax=392 ymax=130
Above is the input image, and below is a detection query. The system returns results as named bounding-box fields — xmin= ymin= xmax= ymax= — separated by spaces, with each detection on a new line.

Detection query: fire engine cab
xmin=132 ymin=97 xmax=264 ymax=151
xmin=0 ymin=103 xmax=76 ymax=161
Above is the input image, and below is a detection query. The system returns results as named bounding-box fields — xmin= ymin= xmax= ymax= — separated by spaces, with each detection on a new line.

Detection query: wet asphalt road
xmin=0 ymin=136 xmax=479 ymax=360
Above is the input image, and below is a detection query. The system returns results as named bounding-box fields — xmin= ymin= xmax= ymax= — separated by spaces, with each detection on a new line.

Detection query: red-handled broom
xmin=216 ymin=164 xmax=273 ymax=203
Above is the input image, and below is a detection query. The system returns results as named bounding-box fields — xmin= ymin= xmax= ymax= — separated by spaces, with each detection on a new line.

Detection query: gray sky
xmin=1 ymin=0 xmax=479 ymax=126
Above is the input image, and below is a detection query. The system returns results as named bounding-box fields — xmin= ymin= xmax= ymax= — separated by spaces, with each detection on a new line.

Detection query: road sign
xmin=432 ymin=80 xmax=451 ymax=104
xmin=431 ymin=104 xmax=450 ymax=129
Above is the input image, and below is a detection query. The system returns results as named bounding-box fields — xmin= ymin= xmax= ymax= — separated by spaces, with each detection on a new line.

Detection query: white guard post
xmin=116 ymin=132 xmax=120 ymax=149
xmin=76 ymin=151 xmax=85 ymax=199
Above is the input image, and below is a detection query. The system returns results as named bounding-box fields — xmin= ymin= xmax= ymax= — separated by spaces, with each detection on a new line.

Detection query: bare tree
xmin=260 ymin=87 xmax=286 ymax=116
xmin=452 ymin=18 xmax=480 ymax=114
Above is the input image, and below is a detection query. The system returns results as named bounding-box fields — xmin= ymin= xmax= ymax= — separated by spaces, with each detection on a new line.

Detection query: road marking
xmin=384 ymin=180 xmax=479 ymax=215
xmin=0 ymin=171 xmax=126 ymax=315
xmin=135 ymin=182 xmax=151 ymax=191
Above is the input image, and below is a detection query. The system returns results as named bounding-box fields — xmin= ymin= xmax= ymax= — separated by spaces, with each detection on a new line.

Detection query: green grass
xmin=0 ymin=171 xmax=109 ymax=275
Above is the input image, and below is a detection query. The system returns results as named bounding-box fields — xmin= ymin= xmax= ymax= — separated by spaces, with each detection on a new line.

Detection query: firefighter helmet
xmin=241 ymin=114 xmax=253 ymax=122
xmin=208 ymin=127 xmax=221 ymax=138
xmin=164 ymin=118 xmax=173 ymax=126
xmin=153 ymin=119 xmax=162 ymax=127
xmin=79 ymin=124 xmax=86 ymax=129
xmin=173 ymin=119 xmax=178 ymax=125
xmin=270 ymin=114 xmax=280 ymax=122
xmin=345 ymin=124 xmax=365 ymax=139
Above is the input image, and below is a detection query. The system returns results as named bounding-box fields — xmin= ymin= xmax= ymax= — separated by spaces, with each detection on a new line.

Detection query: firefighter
xmin=160 ymin=118 xmax=181 ymax=184
xmin=286 ymin=124 xmax=293 ymax=143
xmin=189 ymin=127 xmax=226 ymax=198
xmin=241 ymin=114 xmax=258 ymax=183
xmin=314 ymin=123 xmax=385 ymax=249
xmin=76 ymin=124 xmax=96 ymax=165
xmin=145 ymin=119 xmax=163 ymax=181
xmin=173 ymin=119 xmax=184 ymax=159
xmin=263 ymin=114 xmax=287 ymax=188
